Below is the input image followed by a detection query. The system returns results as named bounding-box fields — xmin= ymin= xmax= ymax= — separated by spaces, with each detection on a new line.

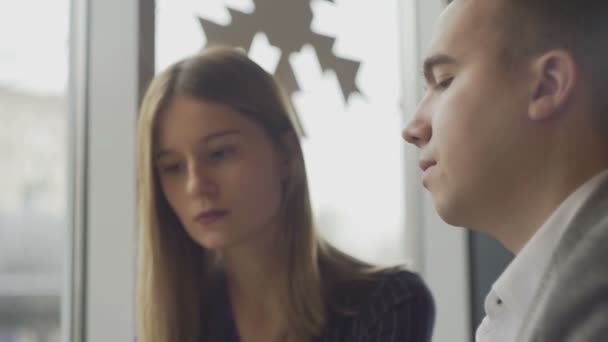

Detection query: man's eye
xmin=435 ymin=77 xmax=454 ymax=90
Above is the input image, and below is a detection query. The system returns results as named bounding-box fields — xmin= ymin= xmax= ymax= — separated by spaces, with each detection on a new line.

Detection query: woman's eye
xmin=207 ymin=147 xmax=234 ymax=163
xmin=159 ymin=163 xmax=183 ymax=175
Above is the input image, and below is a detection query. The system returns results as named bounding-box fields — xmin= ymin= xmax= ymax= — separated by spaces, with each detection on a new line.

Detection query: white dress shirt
xmin=475 ymin=169 xmax=608 ymax=342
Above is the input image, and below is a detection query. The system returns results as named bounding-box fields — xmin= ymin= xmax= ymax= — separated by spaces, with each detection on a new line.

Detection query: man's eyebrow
xmin=423 ymin=53 xmax=458 ymax=83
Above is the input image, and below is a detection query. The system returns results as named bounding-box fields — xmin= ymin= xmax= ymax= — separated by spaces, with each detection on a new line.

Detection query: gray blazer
xmin=518 ymin=177 xmax=608 ymax=341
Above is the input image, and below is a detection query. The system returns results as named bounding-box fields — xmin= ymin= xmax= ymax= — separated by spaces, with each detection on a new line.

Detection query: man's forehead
xmin=427 ymin=0 xmax=503 ymax=57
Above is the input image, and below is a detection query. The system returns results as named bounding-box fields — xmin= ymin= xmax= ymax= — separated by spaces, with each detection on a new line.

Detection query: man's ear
xmin=528 ymin=49 xmax=577 ymax=121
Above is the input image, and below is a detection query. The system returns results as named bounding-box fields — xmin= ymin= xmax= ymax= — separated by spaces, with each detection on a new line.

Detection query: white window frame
xmin=68 ymin=0 xmax=149 ymax=340
xmin=399 ymin=1 xmax=471 ymax=342
xmin=71 ymin=0 xmax=471 ymax=341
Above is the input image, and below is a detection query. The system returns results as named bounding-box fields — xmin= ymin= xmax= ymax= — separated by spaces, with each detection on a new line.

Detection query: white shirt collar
xmin=479 ymin=169 xmax=608 ymax=341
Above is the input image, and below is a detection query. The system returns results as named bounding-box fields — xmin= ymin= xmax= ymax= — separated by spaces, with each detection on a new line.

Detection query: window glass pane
xmin=156 ymin=0 xmax=407 ymax=265
xmin=0 ymin=0 xmax=70 ymax=341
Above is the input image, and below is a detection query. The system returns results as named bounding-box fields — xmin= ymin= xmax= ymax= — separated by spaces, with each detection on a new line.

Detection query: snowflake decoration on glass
xmin=198 ymin=0 xmax=362 ymax=103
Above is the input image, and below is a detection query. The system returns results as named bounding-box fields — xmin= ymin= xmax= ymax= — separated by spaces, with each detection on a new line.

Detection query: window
xmin=0 ymin=0 xmax=70 ymax=341
xmin=156 ymin=0 xmax=408 ymax=265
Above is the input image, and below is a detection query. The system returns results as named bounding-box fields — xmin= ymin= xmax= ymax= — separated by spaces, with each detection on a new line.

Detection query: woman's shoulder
xmin=327 ymin=265 xmax=433 ymax=316
xmin=360 ymin=266 xmax=433 ymax=312
xmin=321 ymin=266 xmax=435 ymax=341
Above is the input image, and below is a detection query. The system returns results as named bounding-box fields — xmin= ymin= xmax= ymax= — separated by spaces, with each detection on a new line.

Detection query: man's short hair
xmin=445 ymin=0 xmax=608 ymax=136
xmin=507 ymin=0 xmax=608 ymax=135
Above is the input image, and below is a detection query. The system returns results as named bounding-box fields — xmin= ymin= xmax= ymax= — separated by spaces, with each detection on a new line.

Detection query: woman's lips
xmin=194 ymin=210 xmax=229 ymax=225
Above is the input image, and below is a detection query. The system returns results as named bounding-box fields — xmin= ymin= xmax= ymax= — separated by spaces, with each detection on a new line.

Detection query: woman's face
xmin=155 ymin=95 xmax=288 ymax=251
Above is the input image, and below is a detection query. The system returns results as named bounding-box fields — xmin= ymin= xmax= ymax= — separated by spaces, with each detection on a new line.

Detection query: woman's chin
xmin=194 ymin=232 xmax=231 ymax=251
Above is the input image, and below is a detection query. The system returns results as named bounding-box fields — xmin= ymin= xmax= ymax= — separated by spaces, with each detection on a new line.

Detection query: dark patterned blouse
xmin=203 ymin=268 xmax=435 ymax=342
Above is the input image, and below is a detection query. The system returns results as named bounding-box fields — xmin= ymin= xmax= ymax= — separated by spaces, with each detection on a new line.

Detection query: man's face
xmin=402 ymin=0 xmax=533 ymax=230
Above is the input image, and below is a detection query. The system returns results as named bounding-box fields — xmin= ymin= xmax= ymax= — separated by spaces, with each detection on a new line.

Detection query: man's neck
xmin=491 ymin=160 xmax=608 ymax=254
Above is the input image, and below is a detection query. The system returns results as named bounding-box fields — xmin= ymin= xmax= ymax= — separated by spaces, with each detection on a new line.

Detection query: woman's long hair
xmin=136 ymin=46 xmax=383 ymax=342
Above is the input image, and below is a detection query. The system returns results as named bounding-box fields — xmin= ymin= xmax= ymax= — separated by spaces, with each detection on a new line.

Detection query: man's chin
xmin=432 ymin=195 xmax=465 ymax=227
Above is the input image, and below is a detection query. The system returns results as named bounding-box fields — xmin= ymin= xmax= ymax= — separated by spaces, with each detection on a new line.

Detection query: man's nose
xmin=402 ymin=104 xmax=432 ymax=148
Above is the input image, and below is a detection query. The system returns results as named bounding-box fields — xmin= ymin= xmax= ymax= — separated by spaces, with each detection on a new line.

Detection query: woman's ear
xmin=528 ymin=49 xmax=577 ymax=121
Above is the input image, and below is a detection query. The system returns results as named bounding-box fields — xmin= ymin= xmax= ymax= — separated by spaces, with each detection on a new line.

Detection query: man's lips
xmin=419 ymin=159 xmax=437 ymax=172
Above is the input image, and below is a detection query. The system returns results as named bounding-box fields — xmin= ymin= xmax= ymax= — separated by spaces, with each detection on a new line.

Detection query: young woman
xmin=136 ymin=46 xmax=434 ymax=342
